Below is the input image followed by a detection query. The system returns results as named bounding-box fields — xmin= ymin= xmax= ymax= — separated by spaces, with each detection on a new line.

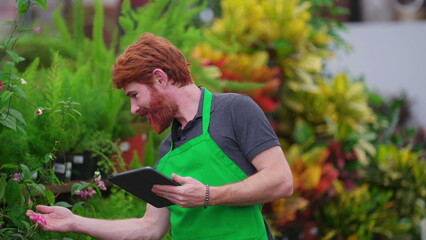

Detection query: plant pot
xmin=70 ymin=151 xmax=99 ymax=180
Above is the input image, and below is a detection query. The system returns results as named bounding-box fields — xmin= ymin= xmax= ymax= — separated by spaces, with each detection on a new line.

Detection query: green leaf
xmin=8 ymin=204 xmax=26 ymax=228
xmin=14 ymin=85 xmax=28 ymax=99
xmin=17 ymin=0 xmax=30 ymax=15
xmin=0 ymin=114 xmax=17 ymax=130
xmin=0 ymin=72 xmax=9 ymax=81
xmin=66 ymin=112 xmax=78 ymax=122
xmin=293 ymin=119 xmax=315 ymax=148
xmin=71 ymin=201 xmax=85 ymax=212
xmin=1 ymin=90 xmax=14 ymax=103
xmin=55 ymin=201 xmax=73 ymax=208
xmin=0 ymin=178 xmax=6 ymax=202
xmin=8 ymin=108 xmax=26 ymax=125
xmin=72 ymin=109 xmax=82 ymax=117
xmin=5 ymin=180 xmax=22 ymax=205
xmin=33 ymin=0 xmax=48 ymax=10
xmin=20 ymin=164 xmax=31 ymax=180
xmin=3 ymin=37 xmax=17 ymax=48
xmin=6 ymin=50 xmax=25 ymax=63
xmin=16 ymin=124 xmax=27 ymax=136
xmin=45 ymin=190 xmax=55 ymax=205
xmin=1 ymin=163 xmax=17 ymax=169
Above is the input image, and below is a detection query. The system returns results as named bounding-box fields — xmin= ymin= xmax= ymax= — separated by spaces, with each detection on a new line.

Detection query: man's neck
xmin=172 ymin=84 xmax=202 ymax=129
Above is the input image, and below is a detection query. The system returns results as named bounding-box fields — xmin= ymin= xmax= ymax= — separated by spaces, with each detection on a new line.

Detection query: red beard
xmin=144 ymin=87 xmax=178 ymax=134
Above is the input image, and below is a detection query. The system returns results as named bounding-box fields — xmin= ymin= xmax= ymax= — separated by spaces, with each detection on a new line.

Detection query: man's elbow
xmin=276 ymin=177 xmax=293 ymax=199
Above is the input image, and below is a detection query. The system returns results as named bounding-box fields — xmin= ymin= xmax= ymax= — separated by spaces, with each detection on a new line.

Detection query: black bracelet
xmin=204 ymin=185 xmax=210 ymax=209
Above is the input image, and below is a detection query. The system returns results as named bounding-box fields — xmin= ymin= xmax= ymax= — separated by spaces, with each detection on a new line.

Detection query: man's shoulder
xmin=212 ymin=92 xmax=256 ymax=109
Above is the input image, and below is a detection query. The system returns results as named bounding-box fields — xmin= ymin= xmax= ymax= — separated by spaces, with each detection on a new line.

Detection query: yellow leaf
xmin=300 ymin=165 xmax=321 ymax=190
xmin=298 ymin=54 xmax=322 ymax=73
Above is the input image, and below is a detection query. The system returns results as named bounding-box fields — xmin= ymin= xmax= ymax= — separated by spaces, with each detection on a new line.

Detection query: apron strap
xmin=202 ymin=88 xmax=213 ymax=135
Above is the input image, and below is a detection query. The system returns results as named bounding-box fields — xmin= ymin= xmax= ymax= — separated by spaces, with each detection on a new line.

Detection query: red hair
xmin=112 ymin=33 xmax=192 ymax=89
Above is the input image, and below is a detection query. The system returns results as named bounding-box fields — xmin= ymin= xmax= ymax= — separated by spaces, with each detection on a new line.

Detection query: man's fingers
xmin=36 ymin=205 xmax=55 ymax=214
xmin=26 ymin=210 xmax=35 ymax=217
xmin=172 ymin=174 xmax=193 ymax=184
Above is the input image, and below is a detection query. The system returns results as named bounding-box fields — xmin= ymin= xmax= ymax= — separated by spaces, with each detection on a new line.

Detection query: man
xmin=27 ymin=33 xmax=293 ymax=240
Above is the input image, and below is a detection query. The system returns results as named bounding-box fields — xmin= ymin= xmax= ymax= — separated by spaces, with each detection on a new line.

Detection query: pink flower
xmin=0 ymin=80 xmax=3 ymax=90
xmin=86 ymin=187 xmax=96 ymax=197
xmin=95 ymin=177 xmax=107 ymax=191
xmin=30 ymin=213 xmax=47 ymax=225
xmin=35 ymin=109 xmax=43 ymax=115
xmin=13 ymin=173 xmax=20 ymax=182
xmin=75 ymin=187 xmax=96 ymax=198
xmin=34 ymin=26 xmax=41 ymax=34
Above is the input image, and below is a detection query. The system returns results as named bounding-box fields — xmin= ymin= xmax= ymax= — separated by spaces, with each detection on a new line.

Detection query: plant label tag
xmin=73 ymin=155 xmax=84 ymax=164
xmin=53 ymin=163 xmax=66 ymax=174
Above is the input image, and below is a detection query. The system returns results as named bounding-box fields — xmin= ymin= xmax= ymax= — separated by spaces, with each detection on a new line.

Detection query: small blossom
xmin=13 ymin=173 xmax=20 ymax=182
xmin=75 ymin=187 xmax=96 ymax=199
xmin=20 ymin=78 xmax=27 ymax=85
xmin=0 ymin=80 xmax=3 ymax=90
xmin=35 ymin=109 xmax=43 ymax=115
xmin=86 ymin=187 xmax=96 ymax=197
xmin=34 ymin=26 xmax=41 ymax=34
xmin=95 ymin=177 xmax=107 ymax=191
xmin=30 ymin=213 xmax=47 ymax=225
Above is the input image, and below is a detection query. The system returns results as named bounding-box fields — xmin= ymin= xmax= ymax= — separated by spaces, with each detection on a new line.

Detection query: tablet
xmin=108 ymin=166 xmax=180 ymax=208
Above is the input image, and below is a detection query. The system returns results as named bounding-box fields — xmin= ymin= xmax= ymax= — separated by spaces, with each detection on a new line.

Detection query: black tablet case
xmin=108 ymin=167 xmax=180 ymax=208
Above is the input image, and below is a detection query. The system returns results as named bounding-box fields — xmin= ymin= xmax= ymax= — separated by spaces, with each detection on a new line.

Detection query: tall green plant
xmin=0 ymin=0 xmax=47 ymax=134
xmin=119 ymin=0 xmax=206 ymax=55
xmin=362 ymin=144 xmax=426 ymax=236
xmin=317 ymin=182 xmax=409 ymax=239
xmin=19 ymin=0 xmax=132 ymax=155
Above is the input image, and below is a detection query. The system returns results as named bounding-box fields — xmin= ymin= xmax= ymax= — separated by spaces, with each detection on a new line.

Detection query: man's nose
xmin=131 ymin=104 xmax=140 ymax=115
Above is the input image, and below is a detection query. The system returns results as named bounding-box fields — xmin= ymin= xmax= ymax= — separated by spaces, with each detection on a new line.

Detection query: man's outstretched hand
xmin=26 ymin=205 xmax=76 ymax=232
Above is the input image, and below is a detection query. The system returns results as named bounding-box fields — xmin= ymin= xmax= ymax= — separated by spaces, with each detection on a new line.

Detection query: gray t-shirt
xmin=157 ymin=88 xmax=280 ymax=176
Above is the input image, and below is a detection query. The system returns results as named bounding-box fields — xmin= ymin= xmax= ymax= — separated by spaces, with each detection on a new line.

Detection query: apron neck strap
xmin=202 ymin=88 xmax=213 ymax=135
xmin=169 ymin=88 xmax=212 ymax=150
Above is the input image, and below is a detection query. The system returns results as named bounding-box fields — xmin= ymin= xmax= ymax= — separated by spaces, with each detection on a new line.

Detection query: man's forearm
xmin=72 ymin=216 xmax=161 ymax=240
xmin=210 ymin=146 xmax=293 ymax=206
xmin=210 ymin=167 xmax=292 ymax=206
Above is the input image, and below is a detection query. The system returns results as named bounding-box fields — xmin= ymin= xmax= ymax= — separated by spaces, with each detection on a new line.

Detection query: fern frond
xmin=73 ymin=0 xmax=85 ymax=49
xmin=52 ymin=5 xmax=72 ymax=43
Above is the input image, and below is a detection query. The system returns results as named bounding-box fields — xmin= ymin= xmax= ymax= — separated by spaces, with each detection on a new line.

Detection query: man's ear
xmin=152 ymin=68 xmax=168 ymax=87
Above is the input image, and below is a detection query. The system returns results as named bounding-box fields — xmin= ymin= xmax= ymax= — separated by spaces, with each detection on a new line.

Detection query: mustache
xmin=139 ymin=108 xmax=149 ymax=117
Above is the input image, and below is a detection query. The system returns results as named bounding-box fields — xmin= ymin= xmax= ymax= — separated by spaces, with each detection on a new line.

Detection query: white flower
xmin=20 ymin=78 xmax=27 ymax=85
xmin=35 ymin=109 xmax=43 ymax=115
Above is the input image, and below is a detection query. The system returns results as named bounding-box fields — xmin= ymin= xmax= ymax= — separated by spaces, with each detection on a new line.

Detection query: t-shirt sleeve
xmin=230 ymin=95 xmax=280 ymax=161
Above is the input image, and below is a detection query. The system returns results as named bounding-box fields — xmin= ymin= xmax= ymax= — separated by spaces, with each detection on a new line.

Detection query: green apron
xmin=156 ymin=89 xmax=268 ymax=240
